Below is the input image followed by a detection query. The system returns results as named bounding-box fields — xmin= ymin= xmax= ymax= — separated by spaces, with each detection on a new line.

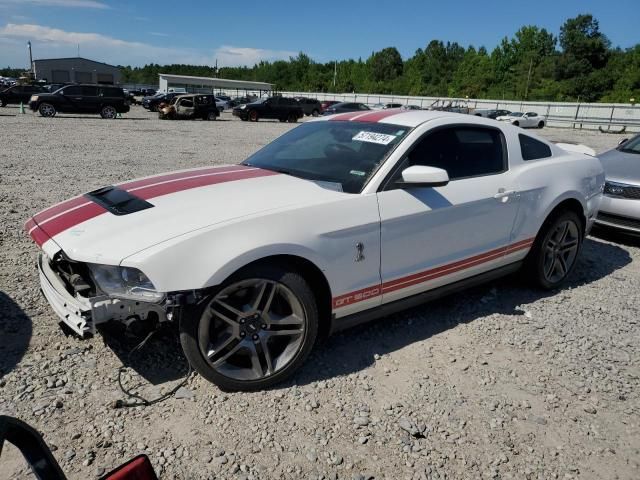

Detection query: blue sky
xmin=0 ymin=0 xmax=637 ymax=68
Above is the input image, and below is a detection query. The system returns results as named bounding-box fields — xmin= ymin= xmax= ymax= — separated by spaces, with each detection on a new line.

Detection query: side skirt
xmin=329 ymin=261 xmax=522 ymax=335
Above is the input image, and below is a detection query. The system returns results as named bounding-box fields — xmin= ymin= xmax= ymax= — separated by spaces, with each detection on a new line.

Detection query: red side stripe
xmin=351 ymin=109 xmax=403 ymax=123
xmin=332 ymin=238 xmax=535 ymax=308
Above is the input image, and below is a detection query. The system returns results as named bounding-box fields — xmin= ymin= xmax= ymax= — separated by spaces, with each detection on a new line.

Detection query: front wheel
xmin=538 ymin=121 xmax=545 ymax=128
xmin=0 ymin=99 xmax=6 ymax=107
xmin=100 ymin=105 xmax=117 ymax=119
xmin=180 ymin=265 xmax=319 ymax=391
xmin=513 ymin=120 xmax=520 ymax=127
xmin=525 ymin=210 xmax=583 ymax=289
xmin=207 ymin=111 xmax=217 ymax=121
xmin=249 ymin=110 xmax=259 ymax=122
xmin=311 ymin=109 xmax=319 ymax=117
xmin=38 ymin=103 xmax=56 ymax=117
xmin=287 ymin=112 xmax=298 ymax=123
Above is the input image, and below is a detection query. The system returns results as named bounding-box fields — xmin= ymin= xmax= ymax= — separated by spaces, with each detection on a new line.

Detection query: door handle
xmin=494 ymin=189 xmax=517 ymax=200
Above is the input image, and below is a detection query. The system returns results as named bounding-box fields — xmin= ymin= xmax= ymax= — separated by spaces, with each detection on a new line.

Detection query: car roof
xmin=313 ymin=108 xmax=494 ymax=128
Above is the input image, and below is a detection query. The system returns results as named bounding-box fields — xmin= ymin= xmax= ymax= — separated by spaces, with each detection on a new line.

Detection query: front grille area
xmin=604 ymin=183 xmax=640 ymax=199
xmin=49 ymin=253 xmax=97 ymax=297
xmin=596 ymin=212 xmax=640 ymax=231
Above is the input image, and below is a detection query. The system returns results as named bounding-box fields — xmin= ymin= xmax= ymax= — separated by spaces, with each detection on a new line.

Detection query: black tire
xmin=513 ymin=121 xmax=519 ymax=127
xmin=38 ymin=103 xmax=56 ymax=117
xmin=207 ymin=111 xmax=217 ymax=121
xmin=311 ymin=109 xmax=320 ymax=117
xmin=0 ymin=99 xmax=6 ymax=107
xmin=180 ymin=264 xmax=319 ymax=391
xmin=287 ymin=112 xmax=298 ymax=123
xmin=100 ymin=105 xmax=117 ymax=119
xmin=524 ymin=210 xmax=583 ymax=290
xmin=538 ymin=121 xmax=545 ymax=128
xmin=249 ymin=110 xmax=259 ymax=122
xmin=279 ymin=118 xmax=286 ymax=123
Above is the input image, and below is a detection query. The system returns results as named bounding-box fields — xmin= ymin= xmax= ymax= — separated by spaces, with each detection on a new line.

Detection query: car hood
xmin=599 ymin=148 xmax=640 ymax=184
xmin=26 ymin=165 xmax=347 ymax=265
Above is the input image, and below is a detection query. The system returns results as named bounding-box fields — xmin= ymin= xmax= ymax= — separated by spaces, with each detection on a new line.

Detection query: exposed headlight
xmin=603 ymin=181 xmax=628 ymax=197
xmin=240 ymin=104 xmax=247 ymax=109
xmin=87 ymin=264 xmax=164 ymax=302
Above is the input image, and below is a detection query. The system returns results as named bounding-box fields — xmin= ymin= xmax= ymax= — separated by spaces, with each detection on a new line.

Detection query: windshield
xmin=618 ymin=135 xmax=640 ymax=155
xmin=242 ymin=121 xmax=409 ymax=194
xmin=510 ymin=112 xmax=523 ymax=117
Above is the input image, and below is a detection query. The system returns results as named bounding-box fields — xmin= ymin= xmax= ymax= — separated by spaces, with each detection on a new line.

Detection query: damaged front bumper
xmin=38 ymin=254 xmax=167 ymax=337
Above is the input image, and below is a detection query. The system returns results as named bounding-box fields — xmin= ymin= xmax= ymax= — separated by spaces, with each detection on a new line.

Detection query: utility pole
xmin=333 ymin=60 xmax=337 ymax=89
xmin=27 ymin=41 xmax=33 ymax=78
xmin=524 ymin=57 xmax=533 ymax=100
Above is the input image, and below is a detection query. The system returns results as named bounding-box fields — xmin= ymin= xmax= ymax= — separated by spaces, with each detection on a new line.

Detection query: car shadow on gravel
xmin=98 ymin=323 xmax=189 ymax=386
xmin=0 ymin=292 xmax=32 ymax=380
xmin=292 ymin=237 xmax=633 ymax=387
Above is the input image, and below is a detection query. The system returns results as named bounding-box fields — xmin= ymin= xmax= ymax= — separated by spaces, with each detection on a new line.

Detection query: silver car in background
xmin=595 ymin=134 xmax=640 ymax=235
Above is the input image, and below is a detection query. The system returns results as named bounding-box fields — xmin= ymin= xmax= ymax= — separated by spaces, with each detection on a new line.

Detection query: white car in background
xmin=215 ymin=97 xmax=230 ymax=112
xmin=497 ymin=111 xmax=546 ymax=128
xmin=26 ymin=110 xmax=603 ymax=391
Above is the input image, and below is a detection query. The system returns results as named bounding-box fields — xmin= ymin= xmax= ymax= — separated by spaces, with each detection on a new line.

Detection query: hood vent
xmin=85 ymin=186 xmax=154 ymax=216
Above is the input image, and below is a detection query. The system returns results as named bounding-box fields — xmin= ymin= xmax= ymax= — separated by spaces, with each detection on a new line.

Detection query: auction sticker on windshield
xmin=352 ymin=131 xmax=397 ymax=145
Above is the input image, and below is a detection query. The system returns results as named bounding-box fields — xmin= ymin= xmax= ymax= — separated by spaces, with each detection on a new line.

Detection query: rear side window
xmin=405 ymin=126 xmax=506 ymax=180
xmin=519 ymin=134 xmax=552 ymax=161
xmin=99 ymin=87 xmax=122 ymax=97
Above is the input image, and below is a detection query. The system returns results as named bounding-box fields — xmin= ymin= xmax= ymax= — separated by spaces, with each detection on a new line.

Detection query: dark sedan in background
xmin=595 ymin=134 xmax=640 ymax=235
xmin=0 ymin=84 xmax=46 ymax=107
xmin=322 ymin=102 xmax=370 ymax=115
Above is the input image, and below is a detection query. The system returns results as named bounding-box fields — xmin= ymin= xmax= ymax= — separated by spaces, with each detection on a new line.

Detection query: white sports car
xmin=26 ymin=109 xmax=604 ymax=391
xmin=496 ymin=111 xmax=547 ymax=129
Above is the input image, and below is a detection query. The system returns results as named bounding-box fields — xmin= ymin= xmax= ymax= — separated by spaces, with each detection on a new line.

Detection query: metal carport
xmin=158 ymin=74 xmax=273 ymax=97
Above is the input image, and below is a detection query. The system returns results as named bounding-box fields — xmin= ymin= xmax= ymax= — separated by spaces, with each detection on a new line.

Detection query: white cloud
xmin=0 ymin=0 xmax=109 ymax=8
xmin=214 ymin=45 xmax=296 ymax=67
xmin=0 ymin=23 xmax=296 ymax=68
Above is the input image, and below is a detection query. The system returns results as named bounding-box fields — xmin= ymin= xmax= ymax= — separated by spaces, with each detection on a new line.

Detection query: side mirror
xmin=397 ymin=165 xmax=449 ymax=188
xmin=618 ymin=138 xmax=628 ymax=145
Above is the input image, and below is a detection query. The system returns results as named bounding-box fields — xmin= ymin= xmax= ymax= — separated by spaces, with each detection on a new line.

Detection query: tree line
xmin=4 ymin=14 xmax=638 ymax=103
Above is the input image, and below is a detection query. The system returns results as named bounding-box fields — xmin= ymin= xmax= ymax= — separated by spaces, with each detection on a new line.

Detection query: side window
xmin=62 ymin=86 xmax=82 ymax=95
xmin=359 ymin=104 xmax=369 ymax=110
xmin=82 ymin=86 xmax=98 ymax=96
xmin=525 ymin=112 xmax=538 ymax=117
xmin=519 ymin=134 xmax=552 ymax=161
xmin=404 ymin=127 xmax=506 ymax=180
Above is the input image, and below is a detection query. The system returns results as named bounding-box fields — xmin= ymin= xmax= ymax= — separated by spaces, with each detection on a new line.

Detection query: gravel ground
xmin=1 ymin=106 xmax=639 ymax=480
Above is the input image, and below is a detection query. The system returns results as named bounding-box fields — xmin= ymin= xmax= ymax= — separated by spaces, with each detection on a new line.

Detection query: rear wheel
xmin=207 ymin=111 xmax=217 ymax=121
xmin=513 ymin=120 xmax=520 ymax=127
xmin=525 ymin=210 xmax=583 ymax=289
xmin=249 ymin=110 xmax=259 ymax=122
xmin=0 ymin=99 xmax=6 ymax=107
xmin=38 ymin=103 xmax=56 ymax=117
xmin=180 ymin=265 xmax=318 ymax=391
xmin=100 ymin=105 xmax=117 ymax=119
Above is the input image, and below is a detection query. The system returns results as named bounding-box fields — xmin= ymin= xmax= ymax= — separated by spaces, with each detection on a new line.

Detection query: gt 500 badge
xmin=352 ymin=131 xmax=397 ymax=145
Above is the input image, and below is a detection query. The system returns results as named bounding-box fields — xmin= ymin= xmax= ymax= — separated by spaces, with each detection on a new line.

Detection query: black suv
xmin=232 ymin=96 xmax=303 ymax=122
xmin=29 ymin=84 xmax=130 ymax=118
xmin=295 ymin=97 xmax=322 ymax=116
xmin=0 ymin=85 xmax=46 ymax=107
xmin=142 ymin=92 xmax=182 ymax=112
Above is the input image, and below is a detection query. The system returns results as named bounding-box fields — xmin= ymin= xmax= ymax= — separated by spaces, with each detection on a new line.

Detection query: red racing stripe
xmin=118 ymin=165 xmax=246 ymax=191
xmin=130 ymin=167 xmax=278 ymax=200
xmin=33 ymin=196 xmax=90 ymax=225
xmin=350 ymin=108 xmax=403 ymax=123
xmin=328 ymin=111 xmax=369 ymax=121
xmin=28 ymin=167 xmax=279 ymax=241
xmin=332 ymin=238 xmax=534 ymax=308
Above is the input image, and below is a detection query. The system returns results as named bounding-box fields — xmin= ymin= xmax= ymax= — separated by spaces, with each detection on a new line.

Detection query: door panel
xmin=376 ymin=125 xmax=521 ymax=304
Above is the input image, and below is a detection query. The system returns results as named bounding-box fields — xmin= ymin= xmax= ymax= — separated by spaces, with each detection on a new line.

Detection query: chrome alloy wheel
xmin=39 ymin=103 xmax=56 ymax=117
xmin=101 ymin=105 xmax=117 ymax=119
xmin=198 ymin=279 xmax=307 ymax=381
xmin=543 ymin=219 xmax=580 ymax=283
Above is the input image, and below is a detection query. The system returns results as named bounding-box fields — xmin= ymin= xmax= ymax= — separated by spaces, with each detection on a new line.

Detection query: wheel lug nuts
xmin=240 ymin=331 xmax=245 ymax=337
xmin=261 ymin=324 xmax=267 ymax=329
xmin=240 ymin=319 xmax=245 ymax=324
xmin=252 ymin=334 xmax=259 ymax=340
